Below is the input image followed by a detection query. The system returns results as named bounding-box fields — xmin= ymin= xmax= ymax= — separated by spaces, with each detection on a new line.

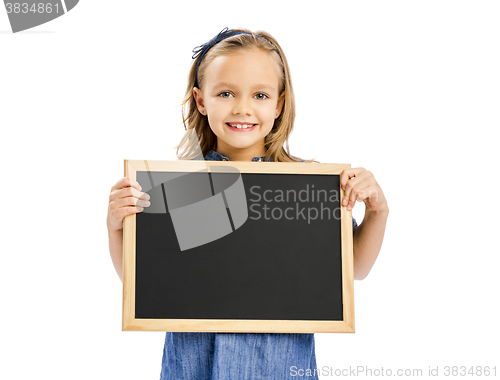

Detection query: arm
xmin=107 ymin=177 xmax=150 ymax=283
xmin=340 ymin=167 xmax=389 ymax=280
xmin=108 ymin=226 xmax=124 ymax=283
xmin=353 ymin=207 xmax=389 ymax=280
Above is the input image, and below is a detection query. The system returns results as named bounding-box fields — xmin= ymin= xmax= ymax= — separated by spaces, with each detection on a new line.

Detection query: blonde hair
xmin=175 ymin=28 xmax=318 ymax=163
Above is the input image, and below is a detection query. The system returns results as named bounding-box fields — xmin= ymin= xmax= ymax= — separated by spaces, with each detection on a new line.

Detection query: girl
xmin=106 ymin=27 xmax=389 ymax=380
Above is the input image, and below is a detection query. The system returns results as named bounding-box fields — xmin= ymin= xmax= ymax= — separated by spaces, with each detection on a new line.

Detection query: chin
xmin=225 ymin=139 xmax=260 ymax=149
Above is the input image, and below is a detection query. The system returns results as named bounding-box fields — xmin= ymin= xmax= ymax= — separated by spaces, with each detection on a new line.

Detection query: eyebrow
xmin=212 ymin=82 xmax=276 ymax=91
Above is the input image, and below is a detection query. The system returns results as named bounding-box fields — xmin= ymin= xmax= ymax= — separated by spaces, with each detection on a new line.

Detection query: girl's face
xmin=193 ymin=48 xmax=284 ymax=157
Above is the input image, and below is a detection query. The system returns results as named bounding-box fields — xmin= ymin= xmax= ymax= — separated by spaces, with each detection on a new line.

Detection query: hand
xmin=340 ymin=167 xmax=388 ymax=213
xmin=107 ymin=177 xmax=151 ymax=231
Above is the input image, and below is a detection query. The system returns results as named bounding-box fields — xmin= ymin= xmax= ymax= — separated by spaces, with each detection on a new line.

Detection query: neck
xmin=215 ymin=141 xmax=266 ymax=161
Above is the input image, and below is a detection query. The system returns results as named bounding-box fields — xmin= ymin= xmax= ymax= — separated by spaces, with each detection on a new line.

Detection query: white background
xmin=1 ymin=1 xmax=499 ymax=379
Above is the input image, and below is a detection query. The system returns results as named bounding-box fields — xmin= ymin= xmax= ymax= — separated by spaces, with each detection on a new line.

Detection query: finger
xmin=347 ymin=182 xmax=371 ymax=210
xmin=363 ymin=185 xmax=383 ymax=207
xmin=342 ymin=170 xmax=371 ymax=206
xmin=111 ymin=177 xmax=142 ymax=193
xmin=114 ymin=195 xmax=151 ymax=210
xmin=110 ymin=206 xmax=146 ymax=223
xmin=109 ymin=197 xmax=150 ymax=222
xmin=109 ymin=184 xmax=149 ymax=204
xmin=340 ymin=167 xmax=366 ymax=191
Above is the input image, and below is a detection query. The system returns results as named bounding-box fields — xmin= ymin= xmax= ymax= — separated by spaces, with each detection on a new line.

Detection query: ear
xmin=275 ymin=91 xmax=285 ymax=118
xmin=192 ymin=87 xmax=205 ymax=112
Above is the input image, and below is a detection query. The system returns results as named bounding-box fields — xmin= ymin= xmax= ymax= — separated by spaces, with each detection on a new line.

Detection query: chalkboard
xmin=122 ymin=159 xmax=355 ymax=333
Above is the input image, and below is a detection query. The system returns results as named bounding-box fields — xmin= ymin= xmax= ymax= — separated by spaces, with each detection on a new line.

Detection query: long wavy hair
xmin=175 ymin=28 xmax=318 ymax=163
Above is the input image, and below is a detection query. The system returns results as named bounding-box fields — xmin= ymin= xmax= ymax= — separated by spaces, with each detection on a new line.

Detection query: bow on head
xmin=192 ymin=27 xmax=236 ymax=60
xmin=191 ymin=27 xmax=278 ymax=87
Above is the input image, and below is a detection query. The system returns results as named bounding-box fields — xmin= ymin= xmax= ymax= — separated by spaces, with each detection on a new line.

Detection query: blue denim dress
xmin=160 ymin=149 xmax=358 ymax=380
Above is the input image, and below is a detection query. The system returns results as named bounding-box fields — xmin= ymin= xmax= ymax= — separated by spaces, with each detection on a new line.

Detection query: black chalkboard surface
xmin=122 ymin=159 xmax=355 ymax=333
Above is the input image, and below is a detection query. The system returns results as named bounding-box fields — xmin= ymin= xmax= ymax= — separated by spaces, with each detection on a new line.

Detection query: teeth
xmin=229 ymin=123 xmax=254 ymax=129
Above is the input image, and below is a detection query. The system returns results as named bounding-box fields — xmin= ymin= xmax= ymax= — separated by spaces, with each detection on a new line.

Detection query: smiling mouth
xmin=226 ymin=123 xmax=257 ymax=131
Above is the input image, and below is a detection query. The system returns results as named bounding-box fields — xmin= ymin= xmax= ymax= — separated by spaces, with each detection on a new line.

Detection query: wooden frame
xmin=122 ymin=159 xmax=355 ymax=333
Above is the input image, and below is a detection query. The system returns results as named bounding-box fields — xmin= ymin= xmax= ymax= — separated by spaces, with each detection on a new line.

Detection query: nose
xmin=232 ymin=96 xmax=252 ymax=116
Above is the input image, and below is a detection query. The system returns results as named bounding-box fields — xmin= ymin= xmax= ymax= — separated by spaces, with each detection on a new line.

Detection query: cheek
xmin=261 ymin=119 xmax=275 ymax=134
xmin=263 ymin=102 xmax=278 ymax=117
xmin=207 ymin=115 xmax=222 ymax=134
xmin=206 ymin=106 xmax=224 ymax=125
xmin=207 ymin=102 xmax=227 ymax=120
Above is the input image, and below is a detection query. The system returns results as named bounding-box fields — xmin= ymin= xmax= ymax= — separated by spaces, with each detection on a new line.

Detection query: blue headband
xmin=192 ymin=27 xmax=278 ymax=88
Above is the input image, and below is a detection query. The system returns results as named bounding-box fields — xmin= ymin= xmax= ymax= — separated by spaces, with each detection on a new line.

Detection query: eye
xmin=255 ymin=93 xmax=269 ymax=100
xmin=218 ymin=91 xmax=233 ymax=98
